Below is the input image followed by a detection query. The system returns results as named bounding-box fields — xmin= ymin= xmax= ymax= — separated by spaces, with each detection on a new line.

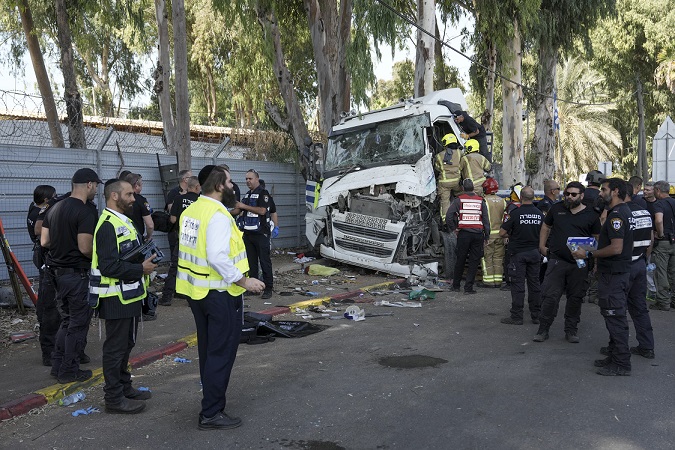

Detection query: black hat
xmin=72 ymin=168 xmax=102 ymax=184
xmin=198 ymin=165 xmax=216 ymax=185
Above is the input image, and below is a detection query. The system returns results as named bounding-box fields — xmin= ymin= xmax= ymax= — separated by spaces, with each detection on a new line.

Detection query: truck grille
xmin=334 ymin=239 xmax=394 ymax=257
xmin=332 ymin=222 xmax=399 ymax=241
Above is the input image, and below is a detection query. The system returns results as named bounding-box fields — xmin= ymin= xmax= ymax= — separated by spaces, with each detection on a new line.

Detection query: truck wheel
xmin=441 ymin=231 xmax=457 ymax=280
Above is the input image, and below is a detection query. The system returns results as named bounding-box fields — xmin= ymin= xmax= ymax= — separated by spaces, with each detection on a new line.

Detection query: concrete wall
xmin=0 ymin=144 xmax=307 ymax=280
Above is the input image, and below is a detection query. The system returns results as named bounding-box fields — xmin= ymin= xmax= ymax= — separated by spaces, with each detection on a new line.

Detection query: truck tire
xmin=441 ymin=231 xmax=457 ymax=280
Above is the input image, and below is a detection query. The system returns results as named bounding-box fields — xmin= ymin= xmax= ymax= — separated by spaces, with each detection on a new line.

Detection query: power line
xmin=373 ymin=0 xmax=626 ymax=107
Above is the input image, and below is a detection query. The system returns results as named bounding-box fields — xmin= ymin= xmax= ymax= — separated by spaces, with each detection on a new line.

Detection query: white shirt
xmin=202 ymin=196 xmax=244 ymax=286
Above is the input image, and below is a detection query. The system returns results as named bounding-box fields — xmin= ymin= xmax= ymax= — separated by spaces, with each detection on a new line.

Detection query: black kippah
xmin=198 ymin=165 xmax=216 ymax=185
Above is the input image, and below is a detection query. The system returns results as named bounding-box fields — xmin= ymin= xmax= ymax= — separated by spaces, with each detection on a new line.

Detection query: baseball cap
xmin=72 ymin=168 xmax=102 ymax=184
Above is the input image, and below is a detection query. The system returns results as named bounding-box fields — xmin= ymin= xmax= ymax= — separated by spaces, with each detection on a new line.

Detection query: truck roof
xmin=332 ymin=88 xmax=470 ymax=133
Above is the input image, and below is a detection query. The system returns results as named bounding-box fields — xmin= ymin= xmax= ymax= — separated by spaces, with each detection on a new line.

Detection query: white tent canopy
xmin=652 ymin=116 xmax=675 ymax=183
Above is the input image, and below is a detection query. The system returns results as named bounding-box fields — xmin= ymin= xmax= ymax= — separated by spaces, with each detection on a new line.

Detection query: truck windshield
xmin=325 ymin=114 xmax=430 ymax=173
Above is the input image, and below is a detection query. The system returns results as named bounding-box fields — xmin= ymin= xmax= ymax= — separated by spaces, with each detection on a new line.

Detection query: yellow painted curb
xmin=35 ymin=367 xmax=105 ymax=404
xmin=286 ymin=279 xmax=404 ymax=312
xmin=177 ymin=333 xmax=198 ymax=348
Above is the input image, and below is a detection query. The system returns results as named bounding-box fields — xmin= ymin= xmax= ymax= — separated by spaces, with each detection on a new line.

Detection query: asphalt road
xmin=1 ymin=285 xmax=674 ymax=449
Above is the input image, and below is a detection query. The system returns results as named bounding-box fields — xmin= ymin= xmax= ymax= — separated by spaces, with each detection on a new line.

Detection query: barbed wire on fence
xmin=0 ymin=88 xmax=298 ymax=162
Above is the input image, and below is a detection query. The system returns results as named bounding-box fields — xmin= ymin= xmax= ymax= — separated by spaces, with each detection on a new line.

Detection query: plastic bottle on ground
xmin=59 ymin=391 xmax=86 ymax=406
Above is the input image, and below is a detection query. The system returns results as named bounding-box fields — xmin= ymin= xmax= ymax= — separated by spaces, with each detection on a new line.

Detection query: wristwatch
xmin=586 ymin=250 xmax=594 ymax=259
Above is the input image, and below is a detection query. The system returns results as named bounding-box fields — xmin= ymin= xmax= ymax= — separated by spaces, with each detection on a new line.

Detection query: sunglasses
xmin=564 ymin=191 xmax=580 ymax=197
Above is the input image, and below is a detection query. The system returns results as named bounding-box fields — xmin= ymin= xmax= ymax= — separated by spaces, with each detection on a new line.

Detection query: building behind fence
xmin=0 ymin=140 xmax=308 ymax=281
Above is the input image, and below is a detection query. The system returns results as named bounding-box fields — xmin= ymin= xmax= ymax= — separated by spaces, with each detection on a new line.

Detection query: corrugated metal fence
xmin=0 ymin=143 xmax=307 ymax=280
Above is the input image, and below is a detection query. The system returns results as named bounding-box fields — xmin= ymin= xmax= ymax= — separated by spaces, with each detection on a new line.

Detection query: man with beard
xmin=534 ymin=181 xmax=601 ymax=344
xmin=650 ymin=180 xmax=675 ymax=311
xmin=177 ymin=166 xmax=265 ymax=430
xmin=90 ymin=180 xmax=158 ymax=413
xmin=573 ymin=178 xmax=634 ymax=376
xmin=232 ymin=169 xmax=274 ymax=299
xmin=41 ymin=168 xmax=100 ymax=383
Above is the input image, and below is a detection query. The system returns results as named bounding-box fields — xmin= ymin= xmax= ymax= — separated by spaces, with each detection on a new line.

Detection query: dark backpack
xmin=151 ymin=210 xmax=174 ymax=233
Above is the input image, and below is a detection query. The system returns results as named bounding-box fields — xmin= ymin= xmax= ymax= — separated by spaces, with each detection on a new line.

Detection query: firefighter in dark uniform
xmin=573 ymin=178 xmax=634 ymax=376
xmin=499 ymin=186 xmax=544 ymax=325
xmin=597 ymin=184 xmax=655 ymax=361
xmin=233 ymin=169 xmax=273 ymax=299
xmin=27 ymin=185 xmax=58 ymax=366
xmin=41 ymin=168 xmax=100 ymax=383
xmin=90 ymin=180 xmax=157 ymax=413
xmin=535 ymin=181 xmax=601 ymax=344
xmin=447 ymin=179 xmax=490 ymax=294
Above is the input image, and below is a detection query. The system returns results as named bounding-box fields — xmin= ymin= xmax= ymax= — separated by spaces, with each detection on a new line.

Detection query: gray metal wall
xmin=0 ymin=144 xmax=307 ymax=280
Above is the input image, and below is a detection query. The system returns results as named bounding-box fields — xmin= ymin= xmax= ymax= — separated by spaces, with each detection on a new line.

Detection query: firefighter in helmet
xmin=481 ymin=177 xmax=506 ymax=287
xmin=434 ymin=133 xmax=462 ymax=221
xmin=459 ymin=139 xmax=491 ymax=196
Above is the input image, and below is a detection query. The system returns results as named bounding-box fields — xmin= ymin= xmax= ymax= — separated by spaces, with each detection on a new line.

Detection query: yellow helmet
xmin=441 ymin=133 xmax=458 ymax=147
xmin=670 ymin=185 xmax=675 ymax=195
xmin=465 ymin=139 xmax=480 ymax=153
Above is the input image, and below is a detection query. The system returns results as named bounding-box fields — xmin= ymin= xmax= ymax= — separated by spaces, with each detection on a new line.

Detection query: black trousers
xmin=243 ymin=233 xmax=273 ymax=289
xmin=51 ymin=272 xmax=92 ymax=377
xmin=538 ymin=258 xmax=589 ymax=333
xmin=598 ymin=271 xmax=631 ymax=370
xmin=452 ymin=230 xmax=484 ymax=292
xmin=188 ymin=290 xmax=242 ymax=418
xmin=508 ymin=249 xmax=541 ymax=321
xmin=605 ymin=259 xmax=655 ymax=353
xmin=103 ymin=316 xmax=139 ymax=404
xmin=34 ymin=252 xmax=60 ymax=360
xmin=162 ymin=230 xmax=179 ymax=300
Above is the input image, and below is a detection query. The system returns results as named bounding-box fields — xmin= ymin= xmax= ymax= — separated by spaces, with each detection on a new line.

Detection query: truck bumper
xmin=320 ymin=245 xmax=438 ymax=278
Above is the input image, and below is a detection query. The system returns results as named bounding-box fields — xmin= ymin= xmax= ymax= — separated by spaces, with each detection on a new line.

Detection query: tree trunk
xmin=54 ymin=0 xmax=85 ymax=148
xmin=305 ymin=0 xmax=351 ymax=135
xmin=531 ymin=44 xmax=557 ymax=188
xmin=172 ymin=0 xmax=191 ymax=171
xmin=18 ymin=0 xmax=64 ymax=147
xmin=434 ymin=19 xmax=446 ymax=90
xmin=257 ymin=8 xmax=311 ymax=172
xmin=501 ymin=20 xmax=525 ymax=186
xmin=482 ymin=39 xmax=497 ymax=131
xmin=414 ymin=0 xmax=435 ymax=97
xmin=636 ymin=75 xmax=647 ymax=181
xmin=154 ymin=0 xmax=176 ymax=155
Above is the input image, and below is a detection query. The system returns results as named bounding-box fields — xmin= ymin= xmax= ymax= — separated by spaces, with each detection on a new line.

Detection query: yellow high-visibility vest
xmin=176 ymin=197 xmax=249 ymax=300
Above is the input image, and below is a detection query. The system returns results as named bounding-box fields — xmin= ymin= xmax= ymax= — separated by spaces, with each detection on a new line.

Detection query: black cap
xmin=72 ymin=168 xmax=102 ymax=184
xmin=198 ymin=165 xmax=216 ymax=185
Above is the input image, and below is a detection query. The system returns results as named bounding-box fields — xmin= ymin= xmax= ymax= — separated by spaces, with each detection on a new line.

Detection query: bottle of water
xmin=576 ymin=258 xmax=586 ymax=268
xmin=59 ymin=391 xmax=86 ymax=406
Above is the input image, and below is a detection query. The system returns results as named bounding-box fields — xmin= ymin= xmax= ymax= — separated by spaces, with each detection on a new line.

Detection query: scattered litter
xmin=295 ymin=287 xmax=303 ymax=291
xmin=408 ymin=289 xmax=436 ymax=300
xmin=374 ymin=300 xmax=422 ymax=308
xmin=174 ymin=357 xmax=191 ymax=363
xmin=71 ymin=406 xmax=100 ymax=417
xmin=325 ymin=287 xmax=335 ymax=291
xmin=307 ymin=264 xmax=341 ymax=276
xmin=10 ymin=318 xmax=24 ymax=325
xmin=344 ymin=305 xmax=366 ymax=321
xmin=345 ymin=275 xmax=357 ymax=279
xmin=138 ymin=387 xmax=151 ymax=392
xmin=365 ymin=312 xmax=394 ymax=317
xmin=311 ymin=280 xmax=320 ymax=285
xmin=279 ymin=292 xmax=294 ymax=296
xmin=294 ymin=256 xmax=315 ymax=264
xmin=287 ymin=251 xmax=297 ymax=255
xmin=59 ymin=391 xmax=86 ymax=406
xmin=413 ymin=323 xmax=420 ymax=327
xmin=305 ymin=291 xmax=320 ymax=297
xmin=10 ymin=331 xmax=37 ymax=343
xmin=264 ymin=302 xmax=272 ymax=305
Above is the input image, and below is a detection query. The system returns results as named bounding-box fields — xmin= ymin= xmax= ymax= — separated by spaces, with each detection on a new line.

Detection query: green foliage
xmin=371 ymin=59 xmax=414 ymax=109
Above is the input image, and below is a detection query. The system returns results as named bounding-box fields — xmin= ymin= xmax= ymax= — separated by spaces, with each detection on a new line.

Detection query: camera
xmin=121 ymin=239 xmax=164 ymax=264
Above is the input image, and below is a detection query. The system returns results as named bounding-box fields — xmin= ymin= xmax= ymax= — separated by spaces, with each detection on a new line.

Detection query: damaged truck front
xmin=305 ymin=89 xmax=470 ymax=278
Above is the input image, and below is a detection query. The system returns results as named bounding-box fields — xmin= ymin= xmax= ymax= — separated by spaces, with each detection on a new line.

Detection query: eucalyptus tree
xmin=414 ymin=0 xmax=435 ymax=97
xmin=529 ymin=0 xmax=615 ymax=188
xmin=592 ymin=0 xmax=675 ymax=180
xmin=554 ymin=56 xmax=620 ymax=182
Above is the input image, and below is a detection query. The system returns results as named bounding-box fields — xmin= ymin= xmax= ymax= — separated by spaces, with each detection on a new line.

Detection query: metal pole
xmin=212 ymin=136 xmax=231 ymax=166
xmin=96 ymin=127 xmax=114 ymax=212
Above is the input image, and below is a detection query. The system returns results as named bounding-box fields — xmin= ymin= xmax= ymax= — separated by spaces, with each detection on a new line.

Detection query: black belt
xmin=53 ymin=267 xmax=89 ymax=277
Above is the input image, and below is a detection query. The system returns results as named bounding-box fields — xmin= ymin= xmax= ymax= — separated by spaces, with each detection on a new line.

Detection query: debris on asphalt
xmin=344 ymin=306 xmax=365 ymax=321
xmin=307 ymin=264 xmax=341 ymax=276
xmin=173 ymin=357 xmax=191 ymax=363
xmin=374 ymin=300 xmax=422 ymax=308
xmin=294 ymin=256 xmax=314 ymax=264
xmin=71 ymin=406 xmax=100 ymax=417
xmin=138 ymin=387 xmax=151 ymax=392
xmin=10 ymin=331 xmax=37 ymax=343
xmin=408 ymin=289 xmax=436 ymax=300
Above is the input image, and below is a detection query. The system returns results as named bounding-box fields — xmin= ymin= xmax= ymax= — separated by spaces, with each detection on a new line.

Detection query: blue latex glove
xmin=272 ymin=226 xmax=279 ymax=238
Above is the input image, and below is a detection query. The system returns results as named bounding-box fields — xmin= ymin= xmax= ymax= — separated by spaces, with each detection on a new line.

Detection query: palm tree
xmin=555 ymin=57 xmax=622 ymax=183
xmin=655 ymin=46 xmax=675 ymax=94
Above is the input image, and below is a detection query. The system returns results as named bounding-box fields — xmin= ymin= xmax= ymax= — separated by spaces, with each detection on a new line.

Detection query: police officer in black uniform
xmin=499 ymin=187 xmax=544 ymax=325
xmin=535 ymin=181 xmax=601 ymax=344
xmin=28 ymin=185 xmax=58 ymax=365
xmin=233 ymin=169 xmax=273 ymax=299
xmin=573 ymin=178 xmax=634 ymax=376
xmin=598 ymin=184 xmax=655 ymax=361
xmin=42 ymin=168 xmax=100 ymax=383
